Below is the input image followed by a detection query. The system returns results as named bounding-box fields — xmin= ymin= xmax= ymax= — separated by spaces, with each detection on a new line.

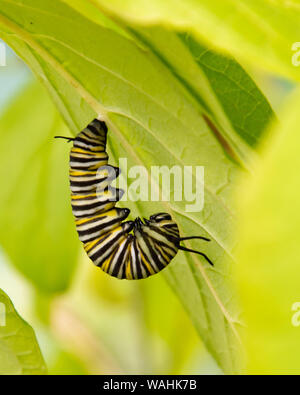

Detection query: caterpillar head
xmin=149 ymin=213 xmax=172 ymax=223
xmin=139 ymin=213 xmax=179 ymax=238
xmin=148 ymin=213 xmax=178 ymax=232
xmin=134 ymin=213 xmax=174 ymax=231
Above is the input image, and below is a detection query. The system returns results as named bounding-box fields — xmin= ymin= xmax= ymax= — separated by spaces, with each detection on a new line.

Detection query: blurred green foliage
xmin=0 ymin=83 xmax=79 ymax=293
xmin=0 ymin=288 xmax=46 ymax=374
xmin=236 ymin=88 xmax=300 ymax=374
xmin=88 ymin=0 xmax=300 ymax=81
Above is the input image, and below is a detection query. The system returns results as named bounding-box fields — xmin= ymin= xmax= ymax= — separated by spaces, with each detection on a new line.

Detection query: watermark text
xmin=0 ymin=303 xmax=6 ymax=327
xmin=292 ymin=42 xmax=300 ymax=67
xmin=0 ymin=43 xmax=6 ymax=67
xmin=98 ymin=159 xmax=205 ymax=213
xmin=291 ymin=302 xmax=300 ymax=327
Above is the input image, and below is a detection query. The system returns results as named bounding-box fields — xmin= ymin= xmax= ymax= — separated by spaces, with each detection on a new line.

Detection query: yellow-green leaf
xmin=236 ymin=88 xmax=300 ymax=374
xmin=0 ymin=288 xmax=46 ymax=375
xmin=89 ymin=0 xmax=300 ymax=82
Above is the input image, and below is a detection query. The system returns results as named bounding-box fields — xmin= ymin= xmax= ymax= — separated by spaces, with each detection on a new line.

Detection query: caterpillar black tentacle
xmin=55 ymin=136 xmax=75 ymax=142
xmin=57 ymin=119 xmax=213 ymax=280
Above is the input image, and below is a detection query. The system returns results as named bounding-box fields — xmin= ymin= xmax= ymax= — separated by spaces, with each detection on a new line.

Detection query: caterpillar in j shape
xmin=55 ymin=118 xmax=213 ymax=280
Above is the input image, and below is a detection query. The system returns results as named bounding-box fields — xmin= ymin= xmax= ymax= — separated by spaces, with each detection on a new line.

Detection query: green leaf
xmin=122 ymin=27 xmax=274 ymax=151
xmin=88 ymin=0 xmax=300 ymax=82
xmin=0 ymin=0 xmax=273 ymax=373
xmin=235 ymin=88 xmax=300 ymax=374
xmin=0 ymin=82 xmax=79 ymax=293
xmin=178 ymin=34 xmax=274 ymax=148
xmin=61 ymin=0 xmax=131 ymax=39
xmin=64 ymin=0 xmax=275 ymax=152
xmin=0 ymin=288 xmax=47 ymax=374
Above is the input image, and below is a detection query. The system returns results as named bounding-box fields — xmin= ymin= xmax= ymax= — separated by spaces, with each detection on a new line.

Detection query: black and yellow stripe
xmin=58 ymin=118 xmax=213 ymax=280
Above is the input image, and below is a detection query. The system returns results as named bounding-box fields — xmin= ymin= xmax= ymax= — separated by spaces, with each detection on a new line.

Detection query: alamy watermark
xmin=292 ymin=42 xmax=300 ymax=67
xmin=96 ymin=159 xmax=205 ymax=213
xmin=291 ymin=302 xmax=300 ymax=327
xmin=0 ymin=42 xmax=6 ymax=67
xmin=0 ymin=303 xmax=6 ymax=327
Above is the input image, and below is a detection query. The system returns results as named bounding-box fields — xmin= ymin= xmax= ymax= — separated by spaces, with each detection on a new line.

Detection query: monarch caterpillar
xmin=55 ymin=119 xmax=213 ymax=280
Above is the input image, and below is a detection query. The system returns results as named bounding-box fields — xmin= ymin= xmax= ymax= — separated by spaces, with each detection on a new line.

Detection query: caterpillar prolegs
xmin=55 ymin=119 xmax=213 ymax=280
